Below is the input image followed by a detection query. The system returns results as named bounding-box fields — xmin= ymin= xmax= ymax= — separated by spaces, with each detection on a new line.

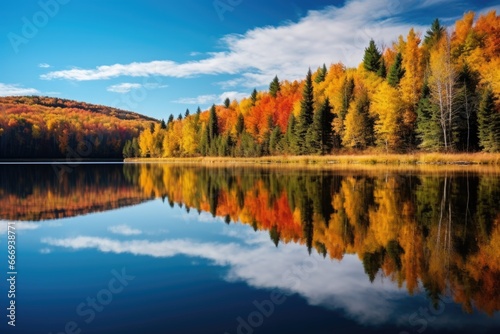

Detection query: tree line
xmin=130 ymin=11 xmax=500 ymax=158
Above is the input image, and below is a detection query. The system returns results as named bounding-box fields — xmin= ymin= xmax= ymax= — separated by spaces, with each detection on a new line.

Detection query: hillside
xmin=0 ymin=96 xmax=158 ymax=159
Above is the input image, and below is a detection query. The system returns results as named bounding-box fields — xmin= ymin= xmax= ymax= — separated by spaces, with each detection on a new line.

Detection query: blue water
xmin=0 ymin=164 xmax=499 ymax=334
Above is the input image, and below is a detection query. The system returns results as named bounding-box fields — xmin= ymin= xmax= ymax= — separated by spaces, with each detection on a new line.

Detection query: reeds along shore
xmin=125 ymin=152 xmax=500 ymax=166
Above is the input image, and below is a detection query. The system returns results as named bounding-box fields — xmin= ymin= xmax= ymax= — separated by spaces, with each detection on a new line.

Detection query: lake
xmin=0 ymin=163 xmax=499 ymax=334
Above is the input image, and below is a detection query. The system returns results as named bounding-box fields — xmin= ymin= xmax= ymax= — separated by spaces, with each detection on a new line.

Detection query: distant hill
xmin=0 ymin=96 xmax=158 ymax=159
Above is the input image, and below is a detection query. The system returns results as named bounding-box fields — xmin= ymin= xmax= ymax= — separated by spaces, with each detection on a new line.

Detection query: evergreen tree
xmin=387 ymin=53 xmax=405 ymax=87
xmin=236 ymin=113 xmax=245 ymax=135
xmin=224 ymin=98 xmax=231 ymax=108
xmin=363 ymin=39 xmax=382 ymax=74
xmin=320 ymin=98 xmax=335 ymax=153
xmin=377 ymin=59 xmax=387 ymax=78
xmin=185 ymin=109 xmax=190 ymax=118
xmin=177 ymin=113 xmax=183 ymax=121
xmin=269 ymin=75 xmax=281 ymax=98
xmin=196 ymin=106 xmax=201 ymax=115
xmin=478 ymin=88 xmax=500 ymax=152
xmin=424 ymin=18 xmax=445 ymax=48
xmin=315 ymin=64 xmax=328 ymax=83
xmin=251 ymin=89 xmax=258 ymax=105
xmin=340 ymin=77 xmax=355 ymax=121
xmin=261 ymin=116 xmax=274 ymax=156
xmin=306 ymin=98 xmax=334 ymax=155
xmin=456 ymin=64 xmax=479 ymax=152
xmin=416 ymin=82 xmax=443 ymax=150
xmin=160 ymin=119 xmax=167 ymax=129
xmin=295 ymin=69 xmax=315 ymax=154
xmin=269 ymin=126 xmax=283 ymax=155
xmin=208 ymin=104 xmax=219 ymax=141
xmin=285 ymin=114 xmax=299 ymax=154
xmin=167 ymin=114 xmax=174 ymax=126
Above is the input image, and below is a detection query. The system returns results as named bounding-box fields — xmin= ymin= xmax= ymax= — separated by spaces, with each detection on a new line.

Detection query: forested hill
xmin=133 ymin=10 xmax=500 ymax=158
xmin=0 ymin=96 xmax=157 ymax=159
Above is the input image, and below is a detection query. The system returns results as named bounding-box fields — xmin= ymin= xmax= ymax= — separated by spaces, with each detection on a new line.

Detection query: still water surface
xmin=0 ymin=163 xmax=499 ymax=334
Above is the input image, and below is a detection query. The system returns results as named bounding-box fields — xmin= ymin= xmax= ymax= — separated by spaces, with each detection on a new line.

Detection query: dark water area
xmin=0 ymin=163 xmax=499 ymax=334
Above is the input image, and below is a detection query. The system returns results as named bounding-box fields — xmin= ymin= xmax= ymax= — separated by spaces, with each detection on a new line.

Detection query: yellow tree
xmin=138 ymin=127 xmax=154 ymax=157
xmin=181 ymin=116 xmax=198 ymax=156
xmin=371 ymin=81 xmax=403 ymax=151
xmin=400 ymin=29 xmax=424 ymax=107
xmin=399 ymin=29 xmax=424 ymax=146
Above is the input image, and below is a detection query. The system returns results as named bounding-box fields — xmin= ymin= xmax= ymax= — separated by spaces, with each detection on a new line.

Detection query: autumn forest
xmin=132 ymin=11 xmax=500 ymax=158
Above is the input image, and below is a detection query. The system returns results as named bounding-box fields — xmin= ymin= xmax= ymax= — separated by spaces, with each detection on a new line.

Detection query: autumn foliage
xmin=0 ymin=96 xmax=156 ymax=159
xmin=135 ymin=11 xmax=500 ymax=158
xmin=129 ymin=164 xmax=500 ymax=315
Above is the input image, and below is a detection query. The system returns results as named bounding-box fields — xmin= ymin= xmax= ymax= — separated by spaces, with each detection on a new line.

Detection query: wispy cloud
xmin=107 ymin=82 xmax=168 ymax=93
xmin=173 ymin=91 xmax=248 ymax=105
xmin=108 ymin=224 xmax=142 ymax=236
xmin=40 ymin=0 xmax=426 ymax=87
xmin=0 ymin=83 xmax=40 ymax=96
xmin=38 ymin=63 xmax=51 ymax=68
xmin=418 ymin=0 xmax=456 ymax=9
xmin=107 ymin=83 xmax=142 ymax=93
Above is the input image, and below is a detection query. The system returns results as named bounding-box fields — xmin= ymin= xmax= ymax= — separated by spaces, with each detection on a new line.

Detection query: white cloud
xmin=108 ymin=224 xmax=142 ymax=236
xmin=38 ymin=63 xmax=51 ymax=68
xmin=107 ymin=82 xmax=168 ymax=93
xmin=41 ymin=0 xmax=426 ymax=87
xmin=107 ymin=83 xmax=142 ymax=93
xmin=174 ymin=91 xmax=248 ymax=105
xmin=39 ymin=233 xmax=411 ymax=325
xmin=0 ymin=83 xmax=40 ymax=96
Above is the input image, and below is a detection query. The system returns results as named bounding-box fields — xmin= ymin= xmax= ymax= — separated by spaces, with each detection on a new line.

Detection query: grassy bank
xmin=125 ymin=152 xmax=500 ymax=166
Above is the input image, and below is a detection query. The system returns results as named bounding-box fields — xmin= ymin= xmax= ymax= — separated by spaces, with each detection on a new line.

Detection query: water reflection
xmin=0 ymin=164 xmax=152 ymax=221
xmin=124 ymin=164 xmax=500 ymax=316
xmin=0 ymin=163 xmax=499 ymax=330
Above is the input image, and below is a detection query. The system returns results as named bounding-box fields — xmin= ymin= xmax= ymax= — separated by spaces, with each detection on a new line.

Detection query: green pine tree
xmin=224 ymin=98 xmax=231 ymax=108
xmin=251 ymin=89 xmax=258 ymax=105
xmin=295 ymin=69 xmax=315 ymax=154
xmin=315 ymin=64 xmax=328 ymax=83
xmin=269 ymin=75 xmax=281 ymax=98
xmin=387 ymin=52 xmax=405 ymax=87
xmin=236 ymin=113 xmax=245 ymax=135
xmin=416 ymin=82 xmax=443 ymax=150
xmin=208 ymin=104 xmax=219 ymax=141
xmin=377 ymin=59 xmax=387 ymax=78
xmin=424 ymin=18 xmax=445 ymax=48
xmin=478 ymin=88 xmax=500 ymax=152
xmin=285 ymin=114 xmax=299 ymax=154
xmin=269 ymin=126 xmax=283 ymax=155
xmin=363 ymin=39 xmax=382 ymax=74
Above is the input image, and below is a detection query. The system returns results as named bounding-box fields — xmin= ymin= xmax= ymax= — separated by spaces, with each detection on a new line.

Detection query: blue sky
xmin=0 ymin=0 xmax=498 ymax=120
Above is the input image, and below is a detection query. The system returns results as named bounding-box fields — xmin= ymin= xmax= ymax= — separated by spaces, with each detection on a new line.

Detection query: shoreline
xmin=124 ymin=153 xmax=500 ymax=166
